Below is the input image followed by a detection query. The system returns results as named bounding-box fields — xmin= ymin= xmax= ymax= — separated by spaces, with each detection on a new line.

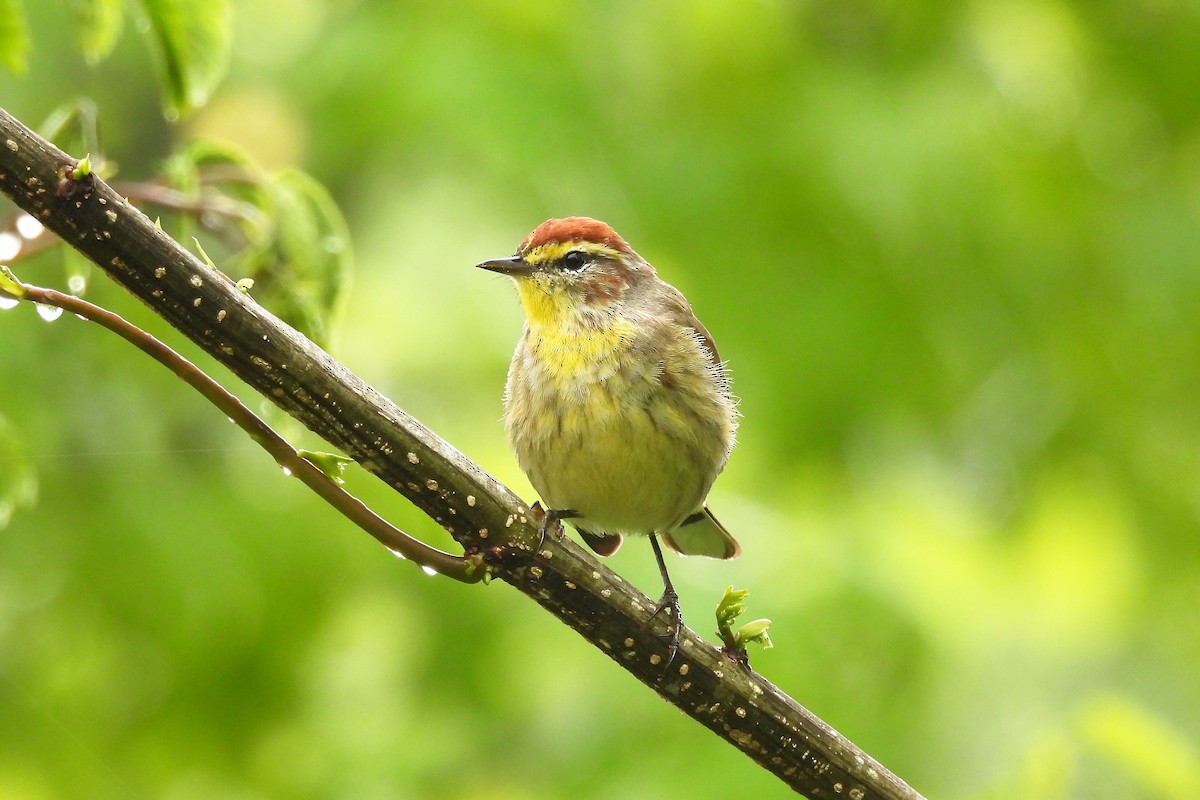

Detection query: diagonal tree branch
xmin=0 ymin=273 xmax=481 ymax=583
xmin=0 ymin=104 xmax=925 ymax=799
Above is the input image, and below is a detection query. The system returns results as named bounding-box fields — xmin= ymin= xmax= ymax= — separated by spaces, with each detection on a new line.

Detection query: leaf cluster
xmin=1 ymin=0 xmax=230 ymax=118
xmin=162 ymin=139 xmax=352 ymax=346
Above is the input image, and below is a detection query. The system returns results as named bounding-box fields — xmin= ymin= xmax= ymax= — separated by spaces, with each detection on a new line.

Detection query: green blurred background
xmin=2 ymin=1 xmax=1199 ymax=798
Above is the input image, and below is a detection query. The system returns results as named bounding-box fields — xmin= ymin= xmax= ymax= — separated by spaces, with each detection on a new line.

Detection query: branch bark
xmin=0 ymin=105 xmax=925 ymax=800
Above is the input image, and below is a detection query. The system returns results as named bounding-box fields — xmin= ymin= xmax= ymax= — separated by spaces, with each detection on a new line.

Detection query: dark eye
xmin=561 ymin=250 xmax=588 ymax=271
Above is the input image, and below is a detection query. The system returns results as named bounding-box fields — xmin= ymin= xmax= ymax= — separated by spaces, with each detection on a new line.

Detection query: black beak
xmin=476 ymin=255 xmax=532 ymax=276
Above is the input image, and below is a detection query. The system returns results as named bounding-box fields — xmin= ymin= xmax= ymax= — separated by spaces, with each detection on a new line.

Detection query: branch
xmin=0 ymin=105 xmax=925 ymax=799
xmin=0 ymin=271 xmax=480 ymax=583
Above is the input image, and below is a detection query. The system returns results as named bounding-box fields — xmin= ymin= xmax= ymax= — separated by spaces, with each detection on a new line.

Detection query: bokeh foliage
xmin=2 ymin=1 xmax=1198 ymax=798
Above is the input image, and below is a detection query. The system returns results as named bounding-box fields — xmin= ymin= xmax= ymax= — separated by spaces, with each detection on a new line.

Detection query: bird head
xmin=477 ymin=217 xmax=651 ymax=328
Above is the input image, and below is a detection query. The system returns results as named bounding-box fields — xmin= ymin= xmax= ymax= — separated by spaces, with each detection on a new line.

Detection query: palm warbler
xmin=478 ymin=217 xmax=740 ymax=647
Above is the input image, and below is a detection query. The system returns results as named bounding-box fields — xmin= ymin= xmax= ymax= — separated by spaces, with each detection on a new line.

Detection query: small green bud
xmin=0 ymin=266 xmax=27 ymax=300
xmin=236 ymin=278 xmax=255 ymax=293
xmin=716 ymin=585 xmax=774 ymax=658
xmin=71 ymin=154 xmax=92 ymax=180
xmin=298 ymin=449 xmax=354 ymax=485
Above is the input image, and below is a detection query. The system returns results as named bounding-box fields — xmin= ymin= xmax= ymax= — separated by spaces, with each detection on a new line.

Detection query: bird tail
xmin=661 ymin=506 xmax=741 ymax=560
xmin=577 ymin=527 xmax=623 ymax=557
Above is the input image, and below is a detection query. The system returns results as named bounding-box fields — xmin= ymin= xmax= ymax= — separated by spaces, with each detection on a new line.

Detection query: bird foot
xmin=649 ymin=586 xmax=683 ymax=669
xmin=531 ymin=502 xmax=576 ymax=550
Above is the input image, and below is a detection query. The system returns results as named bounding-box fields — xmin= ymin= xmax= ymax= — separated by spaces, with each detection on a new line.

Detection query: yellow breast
xmin=502 ymin=301 xmax=733 ymax=535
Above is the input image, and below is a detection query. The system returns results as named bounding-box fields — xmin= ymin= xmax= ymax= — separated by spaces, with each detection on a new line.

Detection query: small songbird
xmin=477 ymin=217 xmax=740 ymax=649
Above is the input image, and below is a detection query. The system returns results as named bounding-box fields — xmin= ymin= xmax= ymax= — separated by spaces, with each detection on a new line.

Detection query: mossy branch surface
xmin=0 ymin=105 xmax=924 ymax=800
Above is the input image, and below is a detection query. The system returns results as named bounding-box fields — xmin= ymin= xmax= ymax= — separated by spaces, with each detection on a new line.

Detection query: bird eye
xmin=561 ymin=250 xmax=588 ymax=271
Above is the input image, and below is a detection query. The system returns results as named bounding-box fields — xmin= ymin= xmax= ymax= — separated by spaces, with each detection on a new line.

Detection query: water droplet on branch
xmin=35 ymin=303 xmax=63 ymax=322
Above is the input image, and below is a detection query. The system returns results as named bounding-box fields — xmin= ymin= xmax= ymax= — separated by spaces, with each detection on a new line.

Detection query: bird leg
xmin=648 ymin=533 xmax=682 ymax=667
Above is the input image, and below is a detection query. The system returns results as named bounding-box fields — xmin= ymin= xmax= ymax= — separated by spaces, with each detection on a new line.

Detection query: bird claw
xmin=650 ymin=587 xmax=683 ymax=669
xmin=531 ymin=503 xmax=574 ymax=550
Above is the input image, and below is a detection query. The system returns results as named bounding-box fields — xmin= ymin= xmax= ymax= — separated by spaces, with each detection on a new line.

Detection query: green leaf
xmin=715 ymin=585 xmax=750 ymax=636
xmin=221 ymin=166 xmax=351 ymax=345
xmin=166 ymin=137 xmax=258 ymax=182
xmin=38 ymin=100 xmax=104 ymax=167
xmin=139 ymin=0 xmax=232 ymax=117
xmin=0 ymin=0 xmax=31 ymax=74
xmin=258 ymin=170 xmax=352 ymax=346
xmin=159 ymin=139 xmax=351 ymax=345
xmin=733 ymin=618 xmax=774 ymax=650
xmin=163 ymin=138 xmax=263 ymax=246
xmin=70 ymin=0 xmax=125 ymax=63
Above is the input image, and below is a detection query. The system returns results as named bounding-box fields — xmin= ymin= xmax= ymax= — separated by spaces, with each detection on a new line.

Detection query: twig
xmin=0 ymin=272 xmax=480 ymax=583
xmin=114 ymin=180 xmax=263 ymax=225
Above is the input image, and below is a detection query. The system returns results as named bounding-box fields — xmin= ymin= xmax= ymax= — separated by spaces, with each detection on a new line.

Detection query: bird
xmin=477 ymin=216 xmax=740 ymax=655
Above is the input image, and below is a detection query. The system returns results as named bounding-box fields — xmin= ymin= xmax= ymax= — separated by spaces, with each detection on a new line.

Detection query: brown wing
xmin=656 ymin=280 xmax=726 ymax=378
